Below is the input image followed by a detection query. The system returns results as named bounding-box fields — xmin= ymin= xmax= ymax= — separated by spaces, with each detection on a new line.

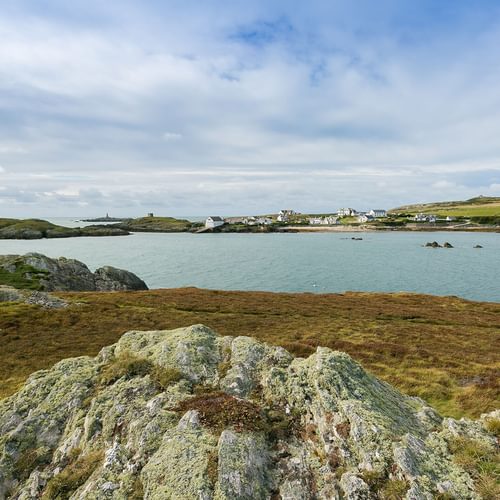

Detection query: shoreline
xmin=280 ymin=225 xmax=500 ymax=233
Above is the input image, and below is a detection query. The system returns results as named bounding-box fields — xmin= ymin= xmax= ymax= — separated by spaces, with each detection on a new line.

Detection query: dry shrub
xmin=150 ymin=365 xmax=183 ymax=390
xmin=335 ymin=421 xmax=351 ymax=439
xmin=175 ymin=391 xmax=264 ymax=433
xmin=13 ymin=447 xmax=51 ymax=481
xmin=42 ymin=449 xmax=103 ymax=499
xmin=448 ymin=436 xmax=500 ymax=498
xmin=99 ymin=351 xmax=153 ymax=385
xmin=206 ymin=449 xmax=219 ymax=485
xmin=379 ymin=478 xmax=409 ymax=499
xmin=484 ymin=417 xmax=500 ymax=438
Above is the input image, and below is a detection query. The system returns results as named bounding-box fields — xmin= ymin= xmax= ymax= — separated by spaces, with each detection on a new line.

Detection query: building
xmin=368 ymin=209 xmax=387 ymax=218
xmin=338 ymin=208 xmax=357 ymax=217
xmin=308 ymin=216 xmax=339 ymax=225
xmin=205 ymin=216 xmax=225 ymax=229
xmin=277 ymin=209 xmax=296 ymax=222
xmin=358 ymin=214 xmax=374 ymax=223
xmin=414 ymin=213 xmax=436 ymax=223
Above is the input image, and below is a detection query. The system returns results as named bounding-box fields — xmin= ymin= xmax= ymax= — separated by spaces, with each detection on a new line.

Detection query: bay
xmin=0 ymin=224 xmax=499 ymax=302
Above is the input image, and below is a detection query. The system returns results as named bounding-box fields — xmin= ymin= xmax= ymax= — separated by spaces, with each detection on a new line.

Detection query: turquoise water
xmin=1 ymin=229 xmax=499 ymax=302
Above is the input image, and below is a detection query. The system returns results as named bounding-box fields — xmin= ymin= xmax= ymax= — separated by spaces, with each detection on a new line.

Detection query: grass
xmin=118 ymin=216 xmax=197 ymax=232
xmin=0 ymin=261 xmax=49 ymax=290
xmin=448 ymin=437 xmax=500 ymax=500
xmin=0 ymin=288 xmax=499 ymax=418
xmin=99 ymin=351 xmax=154 ymax=385
xmin=42 ymin=449 xmax=103 ymax=499
xmin=390 ymin=196 xmax=500 ymax=218
xmin=98 ymin=350 xmax=183 ymax=389
xmin=0 ymin=218 xmax=128 ymax=239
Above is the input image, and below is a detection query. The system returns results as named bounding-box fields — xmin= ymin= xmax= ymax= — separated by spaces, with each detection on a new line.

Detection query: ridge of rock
xmin=0 ymin=253 xmax=148 ymax=292
xmin=0 ymin=325 xmax=497 ymax=499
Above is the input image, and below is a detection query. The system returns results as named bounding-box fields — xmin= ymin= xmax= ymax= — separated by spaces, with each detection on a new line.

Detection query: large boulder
xmin=0 ymin=253 xmax=148 ymax=292
xmin=0 ymin=325 xmax=496 ymax=499
xmin=94 ymin=266 xmax=148 ymax=291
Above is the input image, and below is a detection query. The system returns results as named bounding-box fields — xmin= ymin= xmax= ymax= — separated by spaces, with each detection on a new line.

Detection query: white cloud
xmin=163 ymin=132 xmax=183 ymax=141
xmin=0 ymin=1 xmax=499 ymax=216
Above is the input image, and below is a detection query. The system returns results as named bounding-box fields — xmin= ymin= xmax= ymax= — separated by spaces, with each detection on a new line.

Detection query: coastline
xmin=281 ymin=225 xmax=500 ymax=233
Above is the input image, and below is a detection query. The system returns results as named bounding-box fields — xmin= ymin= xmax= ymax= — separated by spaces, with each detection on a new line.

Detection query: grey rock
xmin=94 ymin=266 xmax=148 ymax=291
xmin=0 ymin=253 xmax=148 ymax=291
xmin=0 ymin=325 xmax=495 ymax=499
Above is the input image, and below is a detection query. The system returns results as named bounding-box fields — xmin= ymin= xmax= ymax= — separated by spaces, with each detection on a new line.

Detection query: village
xmin=204 ymin=208 xmax=453 ymax=230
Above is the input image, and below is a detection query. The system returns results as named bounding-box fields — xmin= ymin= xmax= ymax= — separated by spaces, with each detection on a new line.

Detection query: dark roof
xmin=208 ymin=216 xmax=223 ymax=221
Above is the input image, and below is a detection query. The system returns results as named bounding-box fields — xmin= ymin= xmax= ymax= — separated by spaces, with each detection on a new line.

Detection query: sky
xmin=1 ymin=0 xmax=500 ymax=217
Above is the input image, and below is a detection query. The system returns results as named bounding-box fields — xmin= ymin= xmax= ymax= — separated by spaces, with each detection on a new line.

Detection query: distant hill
xmin=389 ymin=196 xmax=500 ymax=217
xmin=115 ymin=216 xmax=200 ymax=232
xmin=0 ymin=218 xmax=129 ymax=239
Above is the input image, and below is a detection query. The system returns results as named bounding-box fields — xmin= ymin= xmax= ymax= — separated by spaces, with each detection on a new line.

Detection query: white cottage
xmin=368 ymin=209 xmax=387 ymax=218
xmin=205 ymin=216 xmax=225 ymax=229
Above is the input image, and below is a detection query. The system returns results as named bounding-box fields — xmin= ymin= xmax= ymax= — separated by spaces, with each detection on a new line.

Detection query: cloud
xmin=163 ymin=132 xmax=183 ymax=141
xmin=0 ymin=1 xmax=499 ymax=216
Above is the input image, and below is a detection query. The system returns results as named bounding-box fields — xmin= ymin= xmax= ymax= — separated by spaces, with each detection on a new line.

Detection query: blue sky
xmin=1 ymin=0 xmax=500 ymax=216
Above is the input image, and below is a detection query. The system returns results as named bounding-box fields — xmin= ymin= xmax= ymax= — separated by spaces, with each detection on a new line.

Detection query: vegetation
xmin=99 ymin=351 xmax=154 ymax=385
xmin=0 ymin=218 xmax=128 ymax=239
xmin=448 ymin=437 xmax=500 ymax=500
xmin=42 ymin=449 xmax=103 ymax=499
xmin=0 ymin=289 xmax=498 ymax=418
xmin=115 ymin=216 xmax=199 ymax=232
xmin=389 ymin=196 xmax=500 ymax=218
xmin=175 ymin=391 xmax=296 ymax=440
xmin=176 ymin=391 xmax=265 ymax=433
xmin=99 ymin=351 xmax=183 ymax=389
xmin=0 ymin=259 xmax=49 ymax=290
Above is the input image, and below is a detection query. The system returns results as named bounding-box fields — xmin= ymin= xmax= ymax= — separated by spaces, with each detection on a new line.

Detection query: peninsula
xmin=0 ymin=218 xmax=129 ymax=239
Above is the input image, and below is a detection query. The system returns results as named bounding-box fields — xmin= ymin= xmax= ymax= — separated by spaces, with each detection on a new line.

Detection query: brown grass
xmin=1 ymin=288 xmax=499 ymax=418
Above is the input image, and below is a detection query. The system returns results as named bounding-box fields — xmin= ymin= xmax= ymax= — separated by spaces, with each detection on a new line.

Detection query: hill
xmin=115 ymin=216 xmax=200 ymax=232
xmin=0 ymin=218 xmax=129 ymax=239
xmin=389 ymin=196 xmax=500 ymax=218
xmin=1 ymin=288 xmax=498 ymax=420
xmin=0 ymin=325 xmax=498 ymax=499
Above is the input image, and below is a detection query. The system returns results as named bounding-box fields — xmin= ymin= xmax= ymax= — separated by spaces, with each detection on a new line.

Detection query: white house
xmin=277 ymin=209 xmax=296 ymax=222
xmin=256 ymin=217 xmax=273 ymax=225
xmin=358 ymin=214 xmax=374 ymax=223
xmin=308 ymin=217 xmax=323 ymax=225
xmin=205 ymin=216 xmax=225 ymax=229
xmin=338 ymin=208 xmax=357 ymax=217
xmin=414 ymin=213 xmax=436 ymax=223
xmin=324 ymin=216 xmax=339 ymax=225
xmin=368 ymin=209 xmax=387 ymax=218
xmin=309 ymin=216 xmax=339 ymax=225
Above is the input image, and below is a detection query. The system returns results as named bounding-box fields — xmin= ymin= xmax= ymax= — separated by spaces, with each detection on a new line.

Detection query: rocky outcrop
xmin=0 ymin=325 xmax=497 ymax=499
xmin=0 ymin=253 xmax=148 ymax=292
xmin=0 ymin=286 xmax=68 ymax=309
xmin=0 ymin=219 xmax=129 ymax=240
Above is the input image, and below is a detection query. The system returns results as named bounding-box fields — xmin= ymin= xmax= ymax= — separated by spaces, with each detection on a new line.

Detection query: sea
xmin=1 ymin=218 xmax=499 ymax=302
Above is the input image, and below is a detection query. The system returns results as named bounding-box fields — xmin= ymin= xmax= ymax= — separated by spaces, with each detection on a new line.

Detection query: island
xmin=0 ymin=218 xmax=129 ymax=239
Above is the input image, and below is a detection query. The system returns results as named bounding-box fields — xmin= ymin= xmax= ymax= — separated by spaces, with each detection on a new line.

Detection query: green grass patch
xmin=0 ymin=261 xmax=49 ymax=290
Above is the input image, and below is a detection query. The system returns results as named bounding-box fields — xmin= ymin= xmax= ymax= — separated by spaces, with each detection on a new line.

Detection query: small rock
xmin=474 ymin=244 xmax=483 ymax=248
xmin=443 ymin=242 xmax=453 ymax=248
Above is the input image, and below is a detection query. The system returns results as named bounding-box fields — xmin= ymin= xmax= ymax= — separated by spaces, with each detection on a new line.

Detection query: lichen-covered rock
xmin=0 ymin=325 xmax=497 ymax=499
xmin=0 ymin=253 xmax=148 ymax=291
